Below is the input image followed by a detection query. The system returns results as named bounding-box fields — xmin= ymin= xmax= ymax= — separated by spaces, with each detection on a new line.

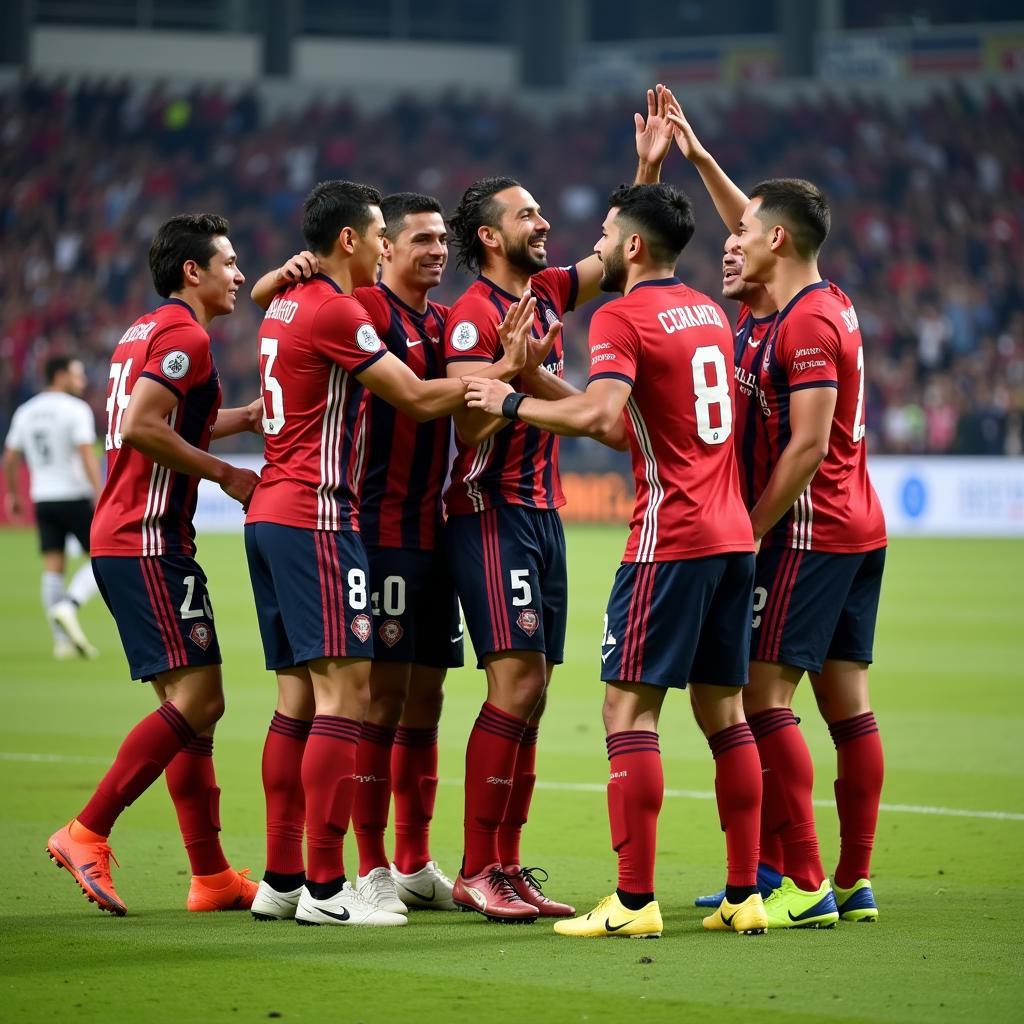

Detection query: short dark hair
xmin=148 ymin=213 xmax=229 ymax=298
xmin=302 ymin=180 xmax=383 ymax=256
xmin=749 ymin=178 xmax=830 ymax=259
xmin=448 ymin=176 xmax=521 ymax=273
xmin=44 ymin=355 xmax=73 ymax=384
xmin=381 ymin=192 xmax=443 ymax=243
xmin=606 ymin=183 xmax=696 ymax=265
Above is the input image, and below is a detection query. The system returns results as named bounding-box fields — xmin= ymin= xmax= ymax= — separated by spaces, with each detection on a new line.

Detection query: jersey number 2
xmin=692 ymin=346 xmax=732 ymax=445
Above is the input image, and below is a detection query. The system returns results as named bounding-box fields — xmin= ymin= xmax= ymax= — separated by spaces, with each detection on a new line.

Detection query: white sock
xmin=67 ymin=563 xmax=100 ymax=608
xmin=42 ymin=571 xmax=66 ymax=640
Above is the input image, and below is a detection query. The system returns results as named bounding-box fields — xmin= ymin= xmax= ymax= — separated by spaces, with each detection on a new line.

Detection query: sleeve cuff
xmin=445 ymin=355 xmax=494 ymax=365
xmin=353 ymin=349 xmax=389 ymax=375
xmin=588 ymin=371 xmax=635 ymax=388
xmin=790 ymin=379 xmax=839 ymax=392
xmin=139 ymin=371 xmax=184 ymax=401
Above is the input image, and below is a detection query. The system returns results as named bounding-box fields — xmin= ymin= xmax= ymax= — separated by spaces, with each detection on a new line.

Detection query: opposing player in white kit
xmin=3 ymin=355 xmax=103 ymax=658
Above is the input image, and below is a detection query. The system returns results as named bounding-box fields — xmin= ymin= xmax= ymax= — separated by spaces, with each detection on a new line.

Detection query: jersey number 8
xmin=691 ymin=346 xmax=732 ymax=445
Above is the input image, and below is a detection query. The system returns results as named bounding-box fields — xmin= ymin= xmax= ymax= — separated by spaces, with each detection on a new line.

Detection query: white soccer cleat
xmin=357 ymin=866 xmax=409 ymax=915
xmin=53 ymin=637 xmax=78 ymax=661
xmin=391 ymin=860 xmax=457 ymax=911
xmin=251 ymin=879 xmax=303 ymax=921
xmin=48 ymin=600 xmax=98 ymax=659
xmin=295 ymin=881 xmax=407 ymax=927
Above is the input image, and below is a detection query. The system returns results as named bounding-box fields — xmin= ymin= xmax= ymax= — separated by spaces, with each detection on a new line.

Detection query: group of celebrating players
xmin=39 ymin=85 xmax=887 ymax=938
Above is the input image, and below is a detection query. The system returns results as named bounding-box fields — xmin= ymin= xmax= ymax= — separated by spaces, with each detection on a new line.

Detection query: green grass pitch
xmin=1 ymin=528 xmax=1021 ymax=1023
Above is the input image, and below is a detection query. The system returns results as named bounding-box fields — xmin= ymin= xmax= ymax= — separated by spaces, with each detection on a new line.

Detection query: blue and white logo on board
xmin=900 ymin=475 xmax=927 ymax=519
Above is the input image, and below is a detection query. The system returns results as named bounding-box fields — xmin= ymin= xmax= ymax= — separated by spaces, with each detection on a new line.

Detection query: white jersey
xmin=4 ymin=391 xmax=96 ymax=502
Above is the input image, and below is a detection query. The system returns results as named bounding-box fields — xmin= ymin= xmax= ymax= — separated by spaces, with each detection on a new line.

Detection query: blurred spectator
xmin=0 ymin=76 xmax=1021 ymax=460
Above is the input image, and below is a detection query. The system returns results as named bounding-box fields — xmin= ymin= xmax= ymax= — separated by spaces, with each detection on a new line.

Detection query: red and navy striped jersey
xmin=443 ymin=266 xmax=577 ymax=515
xmin=354 ymin=284 xmax=450 ymax=551
xmin=756 ymin=281 xmax=886 ymax=552
xmin=246 ymin=274 xmax=387 ymax=532
xmin=587 ymin=277 xmax=754 ymax=563
xmin=732 ymin=303 xmax=776 ymax=510
xmin=92 ymin=300 xmax=222 ymax=557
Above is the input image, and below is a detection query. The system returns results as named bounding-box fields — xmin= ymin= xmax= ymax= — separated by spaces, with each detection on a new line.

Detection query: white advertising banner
xmin=193 ymin=456 xmax=1024 ymax=538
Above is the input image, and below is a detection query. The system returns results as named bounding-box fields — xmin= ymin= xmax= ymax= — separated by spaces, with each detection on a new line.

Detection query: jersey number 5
xmin=260 ymin=338 xmax=286 ymax=435
xmin=691 ymin=346 xmax=732 ymax=445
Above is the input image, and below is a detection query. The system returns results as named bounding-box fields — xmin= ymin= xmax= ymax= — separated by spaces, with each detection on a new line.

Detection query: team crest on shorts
xmin=516 ymin=608 xmax=540 ymax=637
xmin=379 ymin=619 xmax=404 ymax=647
xmin=351 ymin=613 xmax=372 ymax=643
xmin=189 ymin=622 xmax=213 ymax=651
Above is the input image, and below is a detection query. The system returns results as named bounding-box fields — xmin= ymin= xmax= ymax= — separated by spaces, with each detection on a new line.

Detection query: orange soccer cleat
xmin=187 ymin=867 xmax=259 ymax=912
xmin=47 ymin=821 xmax=127 ymax=916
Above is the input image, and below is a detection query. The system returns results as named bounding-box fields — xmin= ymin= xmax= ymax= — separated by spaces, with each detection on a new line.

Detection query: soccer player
xmin=444 ymin=87 xmax=675 ymax=923
xmin=243 ymin=180 xmax=536 ymax=926
xmin=46 ymin=214 xmax=264 ymax=916
xmin=464 ymin=182 xmax=767 ymax=938
xmin=4 ymin=355 xmax=103 ymax=659
xmin=731 ymin=178 xmax=887 ymax=927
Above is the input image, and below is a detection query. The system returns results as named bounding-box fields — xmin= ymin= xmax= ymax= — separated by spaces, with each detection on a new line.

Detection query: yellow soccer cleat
xmin=832 ymin=878 xmax=879 ymax=923
xmin=702 ymin=892 xmax=768 ymax=935
xmin=763 ymin=876 xmax=839 ymax=929
xmin=553 ymin=892 xmax=662 ymax=939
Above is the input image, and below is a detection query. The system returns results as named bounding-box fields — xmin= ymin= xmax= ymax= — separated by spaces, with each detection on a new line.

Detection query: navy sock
xmin=306 ymin=875 xmax=346 ymax=900
xmin=617 ymin=887 xmax=654 ymax=911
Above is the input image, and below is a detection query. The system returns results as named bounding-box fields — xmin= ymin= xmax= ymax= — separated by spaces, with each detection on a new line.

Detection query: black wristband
xmin=501 ymin=392 xmax=527 ymax=420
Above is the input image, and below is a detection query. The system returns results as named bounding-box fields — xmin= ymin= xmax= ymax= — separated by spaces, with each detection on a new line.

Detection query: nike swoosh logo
xmin=451 ymin=633 xmax=464 ymax=643
xmin=788 ymin=904 xmax=828 ymax=922
xmin=604 ymin=918 xmax=630 ymax=932
xmin=318 ymin=907 xmax=351 ymax=922
xmin=721 ymin=910 xmax=737 ymax=926
xmin=405 ymin=884 xmax=435 ymax=902
xmin=601 ymin=650 xmax=611 ymax=663
xmin=406 ymin=338 xmax=423 ymax=348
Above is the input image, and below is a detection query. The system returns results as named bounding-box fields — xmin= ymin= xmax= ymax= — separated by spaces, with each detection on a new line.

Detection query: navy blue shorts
xmin=93 ymin=554 xmax=221 ymax=682
xmin=245 ymin=523 xmax=374 ymax=670
xmin=751 ymin=545 xmax=886 ymax=674
xmin=601 ymin=553 xmax=755 ymax=689
xmin=365 ymin=545 xmax=463 ymax=669
xmin=445 ymin=506 xmax=567 ymax=668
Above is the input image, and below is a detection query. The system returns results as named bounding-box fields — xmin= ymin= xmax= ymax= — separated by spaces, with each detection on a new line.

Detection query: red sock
xmin=463 ymin=702 xmax=525 ymax=877
xmin=498 ymin=724 xmax=538 ymax=869
xmin=749 ymin=708 xmax=824 ymax=891
xmin=78 ymin=702 xmax=195 ymax=837
xmin=391 ymin=726 xmax=438 ymax=874
xmin=262 ymin=712 xmax=311 ymax=876
xmin=760 ymin=805 xmax=784 ymax=875
xmin=829 ymin=712 xmax=884 ymax=888
xmin=353 ymin=721 xmax=396 ymax=876
xmin=707 ymin=723 xmax=761 ymax=889
xmin=302 ymin=715 xmax=361 ymax=884
xmin=164 ymin=735 xmax=229 ymax=876
xmin=606 ymin=731 xmax=663 ymax=896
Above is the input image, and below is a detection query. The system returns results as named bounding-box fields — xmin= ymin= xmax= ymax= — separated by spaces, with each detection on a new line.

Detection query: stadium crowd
xmin=1 ymin=76 xmax=1021 ymax=458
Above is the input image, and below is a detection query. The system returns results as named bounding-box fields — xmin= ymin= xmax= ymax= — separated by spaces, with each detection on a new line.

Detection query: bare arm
xmin=75 ymin=442 xmax=103 ymax=497
xmin=211 ymin=399 xmax=263 ymax=440
xmin=120 ymin=378 xmax=260 ymax=508
xmin=748 ymin=387 xmax=836 ymax=545
xmin=465 ymin=376 xmax=631 ymax=451
xmin=575 ymin=85 xmax=675 ymax=306
xmin=3 ymin=447 xmax=23 ymax=518
xmin=663 ymin=88 xmax=749 ymax=232
xmin=250 ymin=251 xmax=319 ymax=310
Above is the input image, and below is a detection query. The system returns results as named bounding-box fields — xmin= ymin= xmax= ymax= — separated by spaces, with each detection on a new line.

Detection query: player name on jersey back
xmin=443 ymin=266 xmax=578 ymax=516
xmin=91 ymin=299 xmax=221 ymax=557
xmin=756 ymin=281 xmax=886 ymax=553
xmin=246 ymin=274 xmax=387 ymax=532
xmin=587 ymin=277 xmax=754 ymax=563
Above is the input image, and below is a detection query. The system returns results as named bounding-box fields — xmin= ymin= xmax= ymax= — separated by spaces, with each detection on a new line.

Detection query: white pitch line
xmin=4 ymin=752 xmax=1022 ymax=823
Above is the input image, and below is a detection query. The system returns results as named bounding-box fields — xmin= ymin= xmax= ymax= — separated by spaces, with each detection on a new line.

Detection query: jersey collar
xmin=628 ymin=276 xmax=681 ymax=292
xmin=159 ymin=298 xmax=198 ymax=321
xmin=478 ymin=274 xmax=528 ymax=304
xmin=775 ymin=279 xmax=829 ymax=324
xmin=378 ymin=282 xmax=430 ymax=320
xmin=312 ymin=272 xmax=343 ymax=293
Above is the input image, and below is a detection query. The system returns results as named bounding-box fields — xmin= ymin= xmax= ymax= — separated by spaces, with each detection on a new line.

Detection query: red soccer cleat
xmin=47 ymin=822 xmax=127 ymax=916
xmin=452 ymin=864 xmax=539 ymax=923
xmin=187 ymin=867 xmax=259 ymax=912
xmin=503 ymin=865 xmax=575 ymax=917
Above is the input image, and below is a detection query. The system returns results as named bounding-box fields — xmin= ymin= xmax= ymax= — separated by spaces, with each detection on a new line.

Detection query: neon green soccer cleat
xmin=553 ymin=892 xmax=662 ymax=939
xmin=763 ymin=876 xmax=839 ymax=929
xmin=833 ymin=878 xmax=879 ymax=923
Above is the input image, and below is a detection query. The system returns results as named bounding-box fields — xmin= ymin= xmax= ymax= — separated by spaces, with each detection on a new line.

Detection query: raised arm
xmin=663 ymin=87 xmax=749 ymax=233
xmin=250 ymin=251 xmax=320 ymax=310
xmin=575 ymin=84 xmax=676 ymax=306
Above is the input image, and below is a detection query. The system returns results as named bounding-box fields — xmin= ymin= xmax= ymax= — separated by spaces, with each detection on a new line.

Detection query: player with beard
xmin=444 ymin=88 xmax=677 ymax=923
xmin=464 ymin=183 xmax=766 ymax=938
